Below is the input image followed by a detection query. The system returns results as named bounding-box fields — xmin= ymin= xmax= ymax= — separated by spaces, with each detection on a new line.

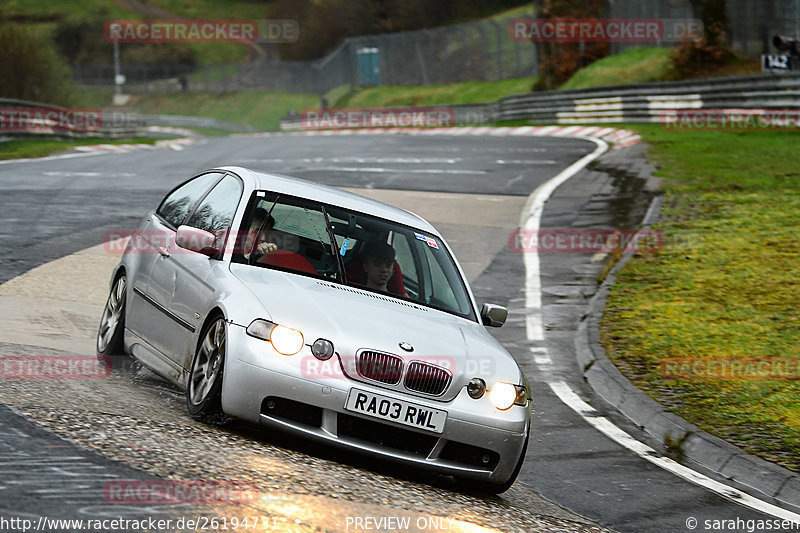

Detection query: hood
xmin=230 ymin=264 xmax=521 ymax=401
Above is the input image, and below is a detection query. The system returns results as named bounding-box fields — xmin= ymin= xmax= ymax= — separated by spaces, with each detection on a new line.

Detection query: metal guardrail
xmin=0 ymin=98 xmax=145 ymax=138
xmin=138 ymin=114 xmax=255 ymax=132
xmin=280 ymin=72 xmax=800 ymax=130
xmin=279 ymin=103 xmax=497 ymax=131
xmin=0 ymin=98 xmax=255 ymax=138
xmin=496 ymin=72 xmax=800 ymax=124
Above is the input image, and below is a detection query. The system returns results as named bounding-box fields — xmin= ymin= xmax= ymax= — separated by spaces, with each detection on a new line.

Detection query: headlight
xmin=490 ymin=382 xmax=528 ymax=410
xmin=246 ymin=319 xmax=304 ymax=356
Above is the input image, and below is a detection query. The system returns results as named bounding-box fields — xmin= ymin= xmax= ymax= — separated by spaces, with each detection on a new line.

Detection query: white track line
xmin=521 ymin=137 xmax=800 ymax=522
xmin=549 ymin=382 xmax=800 ymax=523
xmin=520 ymin=138 xmax=608 ymax=342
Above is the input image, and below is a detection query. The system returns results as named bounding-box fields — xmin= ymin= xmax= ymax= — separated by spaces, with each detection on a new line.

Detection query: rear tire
xmin=97 ymin=274 xmax=127 ymax=358
xmin=187 ymin=316 xmax=227 ymax=424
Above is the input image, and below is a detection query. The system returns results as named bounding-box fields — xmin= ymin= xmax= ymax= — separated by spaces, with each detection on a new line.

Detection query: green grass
xmin=3 ymin=0 xmax=136 ymax=21
xmin=3 ymin=0 xmax=254 ymax=64
xmin=0 ymin=137 xmax=160 ymax=160
xmin=486 ymin=5 xmax=536 ymax=18
xmin=559 ymin=47 xmax=673 ymax=90
xmin=112 ymin=92 xmax=319 ymax=132
xmin=600 ymin=124 xmax=800 ymax=471
xmin=145 ymin=0 xmax=271 ymax=20
xmin=73 ymin=78 xmax=536 ymax=134
xmin=334 ymin=77 xmax=537 ymax=108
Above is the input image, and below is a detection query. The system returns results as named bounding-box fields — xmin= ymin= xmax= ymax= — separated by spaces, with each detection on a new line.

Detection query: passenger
xmin=360 ymin=240 xmax=408 ymax=297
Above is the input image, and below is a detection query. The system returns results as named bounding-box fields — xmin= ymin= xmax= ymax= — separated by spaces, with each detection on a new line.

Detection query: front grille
xmin=357 ymin=350 xmax=403 ymax=384
xmin=404 ymin=361 xmax=451 ymax=396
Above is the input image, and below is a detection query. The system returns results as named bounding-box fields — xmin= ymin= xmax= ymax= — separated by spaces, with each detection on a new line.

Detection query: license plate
xmin=345 ymin=389 xmax=447 ymax=433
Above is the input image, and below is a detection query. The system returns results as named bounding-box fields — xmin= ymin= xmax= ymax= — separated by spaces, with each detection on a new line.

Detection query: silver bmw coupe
xmin=97 ymin=166 xmax=531 ymax=493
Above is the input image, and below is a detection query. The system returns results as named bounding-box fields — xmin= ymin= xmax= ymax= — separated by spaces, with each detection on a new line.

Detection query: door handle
xmin=158 ymin=247 xmax=170 ymax=257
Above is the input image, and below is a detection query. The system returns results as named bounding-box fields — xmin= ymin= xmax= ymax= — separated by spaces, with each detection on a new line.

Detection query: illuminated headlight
xmin=490 ymin=382 xmax=528 ymax=410
xmin=311 ymin=338 xmax=335 ymax=360
xmin=467 ymin=378 xmax=486 ymax=399
xmin=246 ymin=319 xmax=304 ymax=356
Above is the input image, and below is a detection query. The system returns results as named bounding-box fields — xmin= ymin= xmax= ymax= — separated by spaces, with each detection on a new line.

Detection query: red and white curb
xmin=74 ymin=137 xmax=196 ymax=154
xmin=239 ymin=125 xmax=641 ymax=149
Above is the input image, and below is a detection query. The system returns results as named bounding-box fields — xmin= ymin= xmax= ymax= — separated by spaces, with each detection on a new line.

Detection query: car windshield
xmin=232 ymin=191 xmax=475 ymax=320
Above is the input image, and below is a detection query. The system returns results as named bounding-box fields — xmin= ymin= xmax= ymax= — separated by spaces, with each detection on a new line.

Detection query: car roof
xmin=218 ymin=166 xmax=437 ymax=233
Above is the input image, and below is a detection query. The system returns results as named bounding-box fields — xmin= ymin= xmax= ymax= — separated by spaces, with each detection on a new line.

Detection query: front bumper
xmin=221 ymin=324 xmax=530 ymax=484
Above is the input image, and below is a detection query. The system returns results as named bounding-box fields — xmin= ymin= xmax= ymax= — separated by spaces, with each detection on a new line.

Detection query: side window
xmin=186 ymin=174 xmax=242 ymax=234
xmin=156 ymin=172 xmax=223 ymax=228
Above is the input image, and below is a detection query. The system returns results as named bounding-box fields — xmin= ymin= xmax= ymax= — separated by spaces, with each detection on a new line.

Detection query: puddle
xmin=586 ymin=160 xmax=656 ymax=229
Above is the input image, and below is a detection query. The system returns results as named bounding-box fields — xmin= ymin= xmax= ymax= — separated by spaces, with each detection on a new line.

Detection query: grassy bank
xmin=559 ymin=47 xmax=673 ymax=90
xmin=332 ymin=77 xmax=537 ymax=108
xmin=73 ymin=77 xmax=536 ymax=133
xmin=77 ymin=91 xmax=320 ymax=132
xmin=0 ymin=137 xmax=160 ymax=160
xmin=601 ymin=124 xmax=799 ymax=471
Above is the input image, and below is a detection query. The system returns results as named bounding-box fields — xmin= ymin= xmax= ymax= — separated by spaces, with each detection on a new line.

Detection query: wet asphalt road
xmin=0 ymin=134 xmax=781 ymax=532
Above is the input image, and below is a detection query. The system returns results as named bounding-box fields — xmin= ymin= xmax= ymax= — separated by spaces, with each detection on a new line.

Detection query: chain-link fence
xmin=608 ymin=0 xmax=800 ymax=55
xmin=73 ymin=0 xmax=800 ymax=95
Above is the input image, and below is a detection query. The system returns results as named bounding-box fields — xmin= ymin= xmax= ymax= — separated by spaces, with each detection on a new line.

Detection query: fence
xmin=73 ymin=14 xmax=539 ymax=95
xmin=71 ymin=1 xmax=800 ymax=95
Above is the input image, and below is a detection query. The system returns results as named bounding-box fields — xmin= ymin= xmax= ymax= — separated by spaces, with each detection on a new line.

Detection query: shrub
xmin=0 ymin=22 xmax=75 ymax=105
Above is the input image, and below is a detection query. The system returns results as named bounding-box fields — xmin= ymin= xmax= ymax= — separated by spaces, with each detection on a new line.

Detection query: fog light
xmin=311 ymin=338 xmax=334 ymax=360
xmin=467 ymin=378 xmax=486 ymax=399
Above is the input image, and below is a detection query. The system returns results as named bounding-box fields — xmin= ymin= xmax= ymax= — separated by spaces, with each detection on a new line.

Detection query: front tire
xmin=187 ymin=316 xmax=227 ymax=423
xmin=97 ymin=274 xmax=127 ymax=356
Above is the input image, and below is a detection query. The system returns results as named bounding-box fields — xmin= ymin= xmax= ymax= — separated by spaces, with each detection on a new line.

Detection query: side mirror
xmin=175 ymin=225 xmax=221 ymax=257
xmin=480 ymin=303 xmax=507 ymax=328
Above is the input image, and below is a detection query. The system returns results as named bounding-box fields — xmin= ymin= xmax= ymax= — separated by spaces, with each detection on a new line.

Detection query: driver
xmin=243 ymin=207 xmax=278 ymax=262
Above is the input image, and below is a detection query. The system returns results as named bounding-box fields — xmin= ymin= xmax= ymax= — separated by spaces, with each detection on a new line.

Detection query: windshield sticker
xmin=415 ymin=232 xmax=439 ymax=249
xmin=340 ymin=237 xmax=350 ymax=256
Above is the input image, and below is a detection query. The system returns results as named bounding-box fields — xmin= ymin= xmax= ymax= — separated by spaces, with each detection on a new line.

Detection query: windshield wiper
xmin=321 ymin=205 xmax=346 ymax=283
